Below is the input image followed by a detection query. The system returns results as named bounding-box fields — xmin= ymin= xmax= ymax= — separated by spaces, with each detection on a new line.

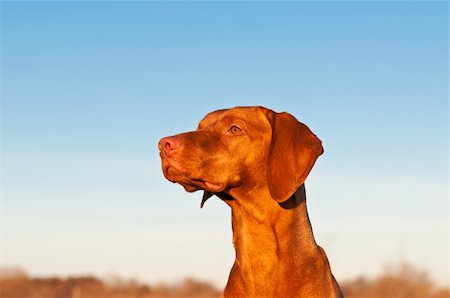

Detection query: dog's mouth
xmin=162 ymin=162 xmax=224 ymax=193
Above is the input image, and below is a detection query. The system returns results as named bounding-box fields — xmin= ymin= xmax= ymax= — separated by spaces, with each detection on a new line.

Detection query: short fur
xmin=159 ymin=106 xmax=342 ymax=298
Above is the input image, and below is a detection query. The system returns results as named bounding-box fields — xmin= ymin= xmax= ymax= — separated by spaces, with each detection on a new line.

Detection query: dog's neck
xmin=221 ymin=185 xmax=319 ymax=294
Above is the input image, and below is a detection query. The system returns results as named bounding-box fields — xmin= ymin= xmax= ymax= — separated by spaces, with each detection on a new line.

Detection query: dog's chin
xmin=174 ymin=177 xmax=225 ymax=193
xmin=182 ymin=184 xmax=200 ymax=192
xmin=180 ymin=180 xmax=225 ymax=193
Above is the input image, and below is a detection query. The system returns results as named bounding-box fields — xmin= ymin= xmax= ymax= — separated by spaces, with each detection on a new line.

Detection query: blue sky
xmin=1 ymin=1 xmax=448 ymax=287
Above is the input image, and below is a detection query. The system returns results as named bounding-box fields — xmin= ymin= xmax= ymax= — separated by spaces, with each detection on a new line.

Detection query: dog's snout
xmin=159 ymin=136 xmax=181 ymax=155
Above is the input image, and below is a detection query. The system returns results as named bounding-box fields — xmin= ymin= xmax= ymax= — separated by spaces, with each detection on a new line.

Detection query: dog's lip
xmin=191 ymin=178 xmax=224 ymax=192
xmin=160 ymin=155 xmax=224 ymax=192
xmin=161 ymin=156 xmax=185 ymax=173
xmin=162 ymin=165 xmax=224 ymax=192
xmin=204 ymin=181 xmax=223 ymax=191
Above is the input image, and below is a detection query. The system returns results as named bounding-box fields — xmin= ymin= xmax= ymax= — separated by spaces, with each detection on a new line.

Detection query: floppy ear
xmin=267 ymin=112 xmax=324 ymax=203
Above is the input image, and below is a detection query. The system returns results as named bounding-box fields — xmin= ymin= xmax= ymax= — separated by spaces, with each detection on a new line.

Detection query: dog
xmin=159 ymin=106 xmax=342 ymax=297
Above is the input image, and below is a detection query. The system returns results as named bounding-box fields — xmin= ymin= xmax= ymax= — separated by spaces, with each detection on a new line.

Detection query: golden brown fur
xmin=159 ymin=106 xmax=342 ymax=298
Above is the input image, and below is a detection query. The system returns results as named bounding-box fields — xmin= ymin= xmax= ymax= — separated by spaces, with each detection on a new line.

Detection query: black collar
xmin=278 ymin=184 xmax=306 ymax=209
xmin=202 ymin=184 xmax=306 ymax=209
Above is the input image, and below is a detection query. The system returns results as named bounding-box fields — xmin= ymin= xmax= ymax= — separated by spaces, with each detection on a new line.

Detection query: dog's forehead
xmin=197 ymin=109 xmax=229 ymax=129
xmin=198 ymin=106 xmax=272 ymax=129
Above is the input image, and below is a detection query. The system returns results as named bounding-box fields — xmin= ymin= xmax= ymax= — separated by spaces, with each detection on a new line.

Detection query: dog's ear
xmin=267 ymin=112 xmax=323 ymax=203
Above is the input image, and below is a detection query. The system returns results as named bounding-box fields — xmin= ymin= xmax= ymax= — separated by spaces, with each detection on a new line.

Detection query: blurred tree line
xmin=0 ymin=262 xmax=448 ymax=298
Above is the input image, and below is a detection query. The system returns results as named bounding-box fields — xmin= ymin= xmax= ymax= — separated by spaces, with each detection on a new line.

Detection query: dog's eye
xmin=228 ymin=125 xmax=243 ymax=135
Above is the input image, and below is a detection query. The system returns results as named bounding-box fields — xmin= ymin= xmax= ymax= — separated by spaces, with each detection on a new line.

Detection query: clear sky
xmin=1 ymin=1 xmax=448 ymax=288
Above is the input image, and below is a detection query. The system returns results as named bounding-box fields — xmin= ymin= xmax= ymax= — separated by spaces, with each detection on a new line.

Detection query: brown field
xmin=0 ymin=263 xmax=448 ymax=298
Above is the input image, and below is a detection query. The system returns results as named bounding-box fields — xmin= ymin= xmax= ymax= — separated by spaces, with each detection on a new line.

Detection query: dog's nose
xmin=158 ymin=136 xmax=181 ymax=155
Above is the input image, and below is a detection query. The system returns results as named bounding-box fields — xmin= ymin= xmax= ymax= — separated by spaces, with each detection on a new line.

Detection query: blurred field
xmin=0 ymin=263 xmax=448 ymax=298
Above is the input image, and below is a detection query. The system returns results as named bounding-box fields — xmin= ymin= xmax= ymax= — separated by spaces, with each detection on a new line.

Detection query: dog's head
xmin=159 ymin=106 xmax=323 ymax=205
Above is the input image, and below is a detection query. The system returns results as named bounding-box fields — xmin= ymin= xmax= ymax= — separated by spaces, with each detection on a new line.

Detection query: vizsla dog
xmin=159 ymin=106 xmax=342 ymax=298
